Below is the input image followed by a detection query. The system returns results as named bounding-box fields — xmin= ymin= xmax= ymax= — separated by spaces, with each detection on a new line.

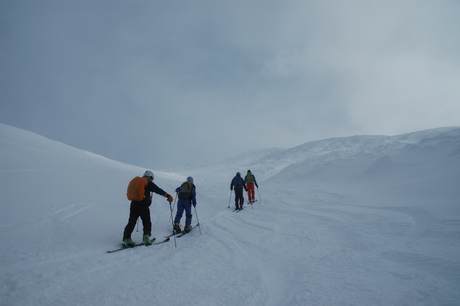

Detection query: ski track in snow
xmin=2 ymin=186 xmax=459 ymax=306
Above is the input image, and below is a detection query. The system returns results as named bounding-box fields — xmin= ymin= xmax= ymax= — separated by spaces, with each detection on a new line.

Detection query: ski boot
xmin=173 ymin=222 xmax=182 ymax=234
xmin=143 ymin=235 xmax=152 ymax=245
xmin=184 ymin=224 xmax=191 ymax=233
xmin=122 ymin=238 xmax=135 ymax=248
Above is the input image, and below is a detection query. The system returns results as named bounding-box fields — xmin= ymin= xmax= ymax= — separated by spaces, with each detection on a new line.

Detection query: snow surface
xmin=1 ymin=123 xmax=459 ymax=306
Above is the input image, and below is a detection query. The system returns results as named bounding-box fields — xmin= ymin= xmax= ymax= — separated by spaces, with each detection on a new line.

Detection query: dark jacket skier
xmin=231 ymin=172 xmax=247 ymax=211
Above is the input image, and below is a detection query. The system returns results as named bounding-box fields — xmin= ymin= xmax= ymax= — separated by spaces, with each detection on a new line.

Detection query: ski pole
xmin=136 ymin=218 xmax=139 ymax=232
xmin=257 ymin=187 xmax=262 ymax=203
xmin=169 ymin=197 xmax=177 ymax=248
xmin=170 ymin=196 xmax=177 ymax=227
xmin=194 ymin=205 xmax=202 ymax=235
xmin=228 ymin=190 xmax=232 ymax=208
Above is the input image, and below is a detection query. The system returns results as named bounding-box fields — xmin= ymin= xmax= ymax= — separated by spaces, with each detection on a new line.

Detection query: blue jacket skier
xmin=173 ymin=176 xmax=196 ymax=233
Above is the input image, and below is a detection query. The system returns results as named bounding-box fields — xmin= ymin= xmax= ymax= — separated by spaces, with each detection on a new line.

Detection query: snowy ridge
xmin=196 ymin=126 xmax=460 ymax=183
xmin=1 ymin=124 xmax=459 ymax=305
xmin=269 ymin=127 xmax=460 ymax=184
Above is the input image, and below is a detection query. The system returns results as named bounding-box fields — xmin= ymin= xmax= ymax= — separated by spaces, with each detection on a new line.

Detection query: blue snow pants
xmin=174 ymin=198 xmax=192 ymax=225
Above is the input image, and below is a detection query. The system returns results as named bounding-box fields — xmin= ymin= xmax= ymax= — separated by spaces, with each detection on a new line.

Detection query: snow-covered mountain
xmin=1 ymin=123 xmax=459 ymax=306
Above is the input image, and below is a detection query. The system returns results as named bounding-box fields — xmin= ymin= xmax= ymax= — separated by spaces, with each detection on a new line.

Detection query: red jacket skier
xmin=244 ymin=170 xmax=258 ymax=203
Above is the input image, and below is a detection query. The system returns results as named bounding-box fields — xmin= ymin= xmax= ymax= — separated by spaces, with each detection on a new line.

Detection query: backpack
xmin=126 ymin=176 xmax=148 ymax=201
xmin=233 ymin=176 xmax=244 ymax=187
xmin=245 ymin=173 xmax=254 ymax=184
xmin=178 ymin=181 xmax=192 ymax=199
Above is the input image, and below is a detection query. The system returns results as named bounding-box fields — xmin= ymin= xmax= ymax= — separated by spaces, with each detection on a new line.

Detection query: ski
xmin=107 ymin=237 xmax=169 ymax=253
xmin=166 ymin=223 xmax=200 ymax=237
xmin=176 ymin=223 xmax=199 ymax=237
xmin=165 ymin=231 xmax=179 ymax=238
xmin=151 ymin=236 xmax=171 ymax=245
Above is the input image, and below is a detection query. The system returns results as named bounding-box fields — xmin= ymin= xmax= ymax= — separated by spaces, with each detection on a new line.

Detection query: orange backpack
xmin=126 ymin=176 xmax=148 ymax=201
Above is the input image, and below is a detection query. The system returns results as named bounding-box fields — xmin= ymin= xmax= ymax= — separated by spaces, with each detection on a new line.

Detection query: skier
xmin=173 ymin=176 xmax=197 ymax=234
xmin=230 ymin=172 xmax=247 ymax=211
xmin=244 ymin=170 xmax=258 ymax=203
xmin=123 ymin=170 xmax=173 ymax=247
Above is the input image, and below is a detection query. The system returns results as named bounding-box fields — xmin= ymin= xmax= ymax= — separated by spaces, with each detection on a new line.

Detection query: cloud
xmin=1 ymin=0 xmax=459 ymax=168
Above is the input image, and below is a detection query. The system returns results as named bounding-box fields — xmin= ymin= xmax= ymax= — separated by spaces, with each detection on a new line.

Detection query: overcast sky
xmin=1 ymin=0 xmax=459 ymax=169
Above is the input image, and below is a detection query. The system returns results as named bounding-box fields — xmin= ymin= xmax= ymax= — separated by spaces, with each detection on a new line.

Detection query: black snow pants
xmin=234 ymin=186 xmax=244 ymax=209
xmin=123 ymin=201 xmax=151 ymax=239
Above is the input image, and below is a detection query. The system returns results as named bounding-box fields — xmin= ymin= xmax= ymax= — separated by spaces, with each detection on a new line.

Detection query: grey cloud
xmin=1 ymin=0 xmax=459 ymax=168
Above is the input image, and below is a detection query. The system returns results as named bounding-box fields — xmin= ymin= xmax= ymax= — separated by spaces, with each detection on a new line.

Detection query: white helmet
xmin=143 ymin=170 xmax=154 ymax=181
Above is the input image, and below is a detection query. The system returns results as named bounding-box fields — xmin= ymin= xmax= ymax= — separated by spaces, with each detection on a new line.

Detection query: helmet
xmin=187 ymin=176 xmax=194 ymax=183
xmin=247 ymin=170 xmax=251 ymax=173
xmin=143 ymin=170 xmax=154 ymax=181
xmin=236 ymin=172 xmax=241 ymax=176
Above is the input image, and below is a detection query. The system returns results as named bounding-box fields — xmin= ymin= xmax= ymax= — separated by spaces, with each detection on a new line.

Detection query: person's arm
xmin=148 ymin=181 xmax=173 ymax=202
xmin=191 ymin=186 xmax=197 ymax=207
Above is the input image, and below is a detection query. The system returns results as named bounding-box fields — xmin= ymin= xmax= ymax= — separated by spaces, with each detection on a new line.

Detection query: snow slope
xmin=1 ymin=123 xmax=459 ymax=306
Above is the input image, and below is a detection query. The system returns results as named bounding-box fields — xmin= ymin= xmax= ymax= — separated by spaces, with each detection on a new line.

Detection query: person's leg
xmin=236 ymin=187 xmax=243 ymax=209
xmin=248 ymin=184 xmax=255 ymax=202
xmin=123 ymin=202 xmax=140 ymax=239
xmin=185 ymin=204 xmax=193 ymax=225
xmin=174 ymin=201 xmax=185 ymax=224
xmin=139 ymin=204 xmax=152 ymax=237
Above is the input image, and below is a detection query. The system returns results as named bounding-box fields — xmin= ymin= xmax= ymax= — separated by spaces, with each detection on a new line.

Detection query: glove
xmin=165 ymin=193 xmax=173 ymax=203
xmin=230 ymin=186 xmax=233 ymax=190
xmin=192 ymin=201 xmax=196 ymax=207
xmin=256 ymin=184 xmax=259 ymax=188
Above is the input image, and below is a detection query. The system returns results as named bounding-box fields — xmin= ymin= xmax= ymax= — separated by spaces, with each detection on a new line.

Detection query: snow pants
xmin=234 ymin=186 xmax=244 ymax=208
xmin=174 ymin=199 xmax=192 ymax=226
xmin=123 ymin=201 xmax=151 ymax=239
xmin=247 ymin=183 xmax=255 ymax=202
